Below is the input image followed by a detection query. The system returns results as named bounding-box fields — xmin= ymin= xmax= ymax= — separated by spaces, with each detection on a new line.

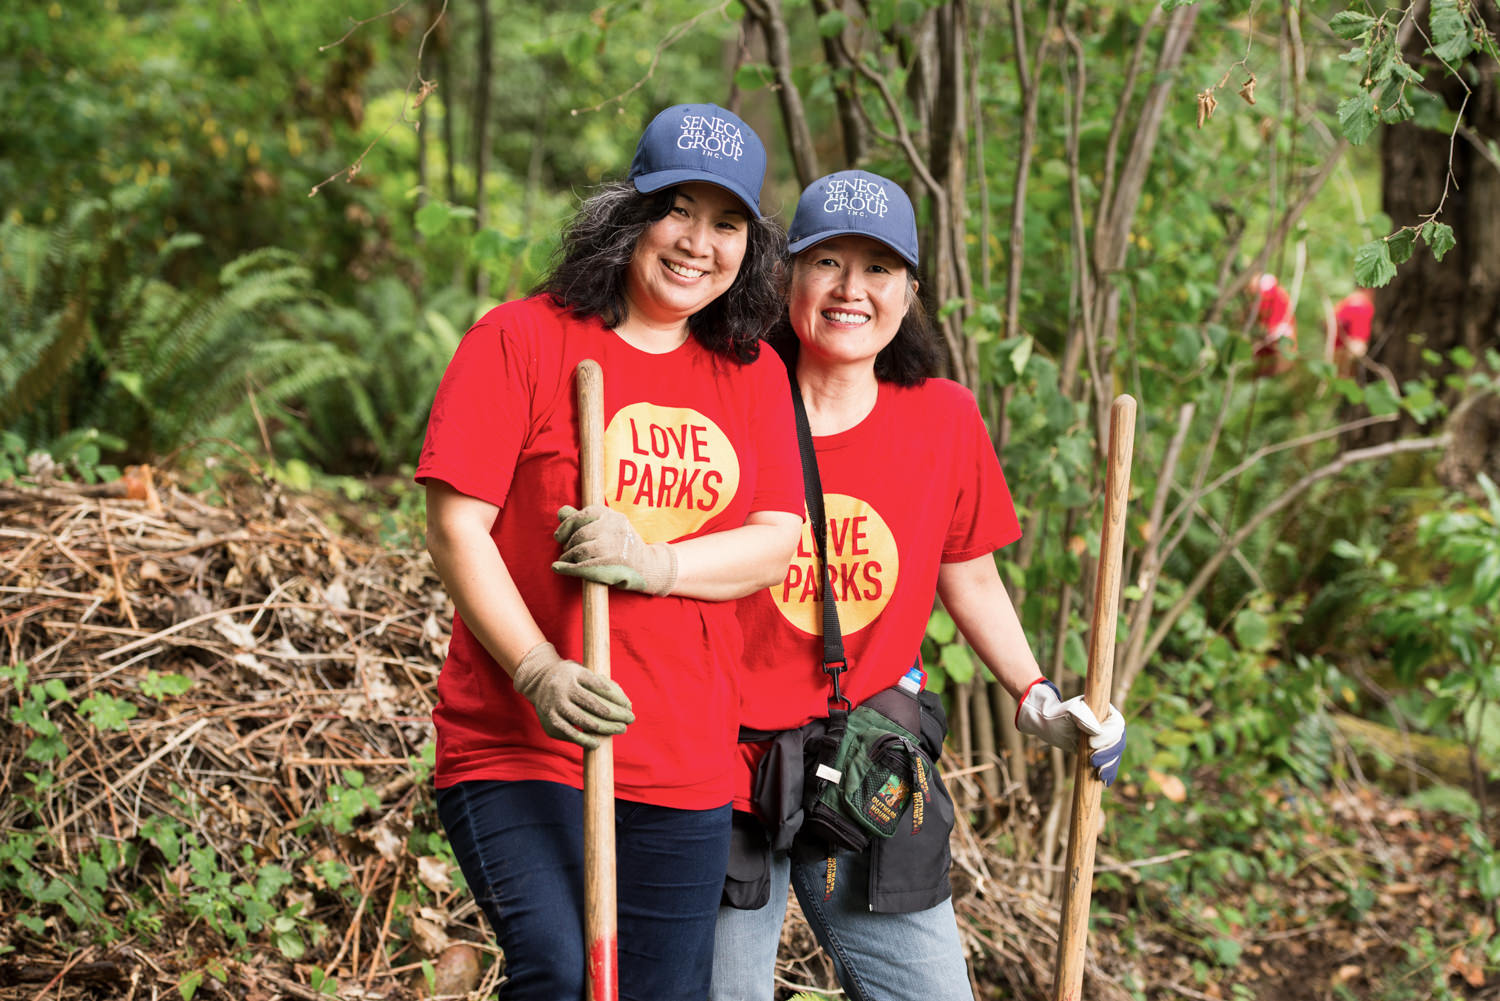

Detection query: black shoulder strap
xmin=789 ymin=372 xmax=851 ymax=712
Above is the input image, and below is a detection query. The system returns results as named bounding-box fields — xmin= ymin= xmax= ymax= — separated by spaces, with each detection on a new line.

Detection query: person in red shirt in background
xmin=1252 ymin=272 xmax=1297 ymax=378
xmin=1332 ymin=288 xmax=1374 ymax=378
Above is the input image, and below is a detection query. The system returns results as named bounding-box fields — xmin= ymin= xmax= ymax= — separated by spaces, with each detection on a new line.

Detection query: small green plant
xmin=7 ymin=663 xmax=72 ymax=765
xmin=177 ymin=969 xmax=205 ymax=1001
xmin=79 ymin=690 xmax=138 ymax=730
xmin=297 ymin=769 xmax=382 ymax=834
xmin=308 ymin=966 xmax=339 ymax=996
xmin=1461 ymin=821 xmax=1500 ymax=903
xmin=140 ymin=671 xmax=195 ymax=701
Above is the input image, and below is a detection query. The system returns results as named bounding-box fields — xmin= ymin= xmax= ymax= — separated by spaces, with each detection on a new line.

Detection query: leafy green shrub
xmin=1335 ymin=474 xmax=1500 ymax=774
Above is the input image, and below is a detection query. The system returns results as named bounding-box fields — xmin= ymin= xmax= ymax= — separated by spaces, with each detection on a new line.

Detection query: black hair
xmin=765 ymin=256 xmax=941 ymax=386
xmin=534 ymin=181 xmax=784 ymax=364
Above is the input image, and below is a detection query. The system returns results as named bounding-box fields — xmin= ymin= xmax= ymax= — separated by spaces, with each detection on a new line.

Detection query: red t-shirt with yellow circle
xmin=733 ymin=377 xmax=1020 ymax=808
xmin=416 ymin=295 xmax=804 ymax=809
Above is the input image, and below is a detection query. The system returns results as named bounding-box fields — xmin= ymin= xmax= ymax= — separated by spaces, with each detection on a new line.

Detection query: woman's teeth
xmin=665 ymin=261 xmax=706 ymax=279
xmin=823 ymin=311 xmax=868 ymax=324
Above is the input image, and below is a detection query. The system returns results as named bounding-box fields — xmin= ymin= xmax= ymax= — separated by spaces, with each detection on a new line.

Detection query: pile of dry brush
xmin=0 ymin=469 xmax=1133 ymax=1001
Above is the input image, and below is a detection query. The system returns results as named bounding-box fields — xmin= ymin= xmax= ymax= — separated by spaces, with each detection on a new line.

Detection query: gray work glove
xmin=551 ymin=504 xmax=679 ymax=596
xmin=1015 ymin=678 xmax=1128 ymax=787
xmin=511 ymin=641 xmax=634 ymax=750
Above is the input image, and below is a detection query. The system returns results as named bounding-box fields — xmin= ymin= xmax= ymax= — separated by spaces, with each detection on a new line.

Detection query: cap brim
xmin=632 ymin=169 xmax=761 ymax=218
xmin=787 ymin=228 xmax=919 ymax=270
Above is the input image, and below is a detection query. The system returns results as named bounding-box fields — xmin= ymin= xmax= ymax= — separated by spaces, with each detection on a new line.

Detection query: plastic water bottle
xmin=898 ymin=665 xmax=926 ymax=695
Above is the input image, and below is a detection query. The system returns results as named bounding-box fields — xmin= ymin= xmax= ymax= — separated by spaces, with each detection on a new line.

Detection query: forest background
xmin=3 ymin=1 xmax=1500 ymax=999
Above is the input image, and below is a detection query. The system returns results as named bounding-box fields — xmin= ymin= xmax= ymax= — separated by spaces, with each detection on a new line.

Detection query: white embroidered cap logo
xmin=822 ymin=176 xmax=890 ymax=218
xmin=675 ymin=114 xmax=745 ymax=160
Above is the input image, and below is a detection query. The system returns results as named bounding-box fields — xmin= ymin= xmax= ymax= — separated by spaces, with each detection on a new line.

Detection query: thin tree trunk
xmin=1065 ymin=6 xmax=1197 ymax=409
xmin=436 ymin=6 xmax=456 ymax=206
xmin=811 ymin=0 xmax=869 ymax=165
xmin=745 ymin=0 xmax=819 ymax=187
xmin=937 ymin=2 xmax=977 ymax=383
xmin=416 ymin=98 xmax=429 ymax=249
xmin=953 ymin=679 xmax=973 ymax=790
xmin=1004 ymin=0 xmax=1055 ymax=343
xmin=472 ymin=0 xmax=493 ymax=303
xmin=503 ymin=97 xmax=549 ymax=301
xmin=969 ymin=660 xmax=999 ymax=824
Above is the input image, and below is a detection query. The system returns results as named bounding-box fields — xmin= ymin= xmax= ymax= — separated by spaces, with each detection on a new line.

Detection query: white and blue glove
xmin=1015 ymin=678 xmax=1127 ymax=786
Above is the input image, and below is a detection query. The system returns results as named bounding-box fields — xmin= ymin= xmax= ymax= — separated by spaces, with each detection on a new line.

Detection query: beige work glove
xmin=551 ymin=504 xmax=679 ymax=596
xmin=511 ymin=641 xmax=634 ymax=750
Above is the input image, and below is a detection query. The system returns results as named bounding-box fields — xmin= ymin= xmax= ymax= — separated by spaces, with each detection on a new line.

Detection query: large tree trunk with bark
xmin=1370 ymin=1 xmax=1500 ymax=488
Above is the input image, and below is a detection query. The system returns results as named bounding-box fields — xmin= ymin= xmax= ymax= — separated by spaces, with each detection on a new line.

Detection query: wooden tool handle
xmin=576 ymin=359 xmax=618 ymax=1001
xmin=1052 ymin=394 xmax=1136 ymax=1001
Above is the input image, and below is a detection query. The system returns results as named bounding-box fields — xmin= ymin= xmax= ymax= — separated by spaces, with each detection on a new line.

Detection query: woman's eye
xmin=671 ymin=205 xmax=690 ymax=217
xmin=869 ymin=264 xmax=890 ymax=274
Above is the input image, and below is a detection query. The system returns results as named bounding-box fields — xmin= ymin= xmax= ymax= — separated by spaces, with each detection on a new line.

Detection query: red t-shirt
xmin=732 ymin=378 xmax=1021 ymax=808
xmin=1335 ymin=291 xmax=1374 ymax=347
xmin=416 ymin=295 xmax=804 ymax=809
xmin=1254 ymin=280 xmax=1296 ymax=357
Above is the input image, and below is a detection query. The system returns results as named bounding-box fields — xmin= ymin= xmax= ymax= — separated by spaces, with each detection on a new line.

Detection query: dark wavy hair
xmin=765 ymin=254 xmax=941 ymax=386
xmin=533 ymin=181 xmax=784 ymax=364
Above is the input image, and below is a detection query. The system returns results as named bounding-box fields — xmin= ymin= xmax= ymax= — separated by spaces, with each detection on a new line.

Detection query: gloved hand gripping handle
xmin=1052 ymin=394 xmax=1136 ymax=1001
xmin=576 ymin=359 xmax=618 ymax=1001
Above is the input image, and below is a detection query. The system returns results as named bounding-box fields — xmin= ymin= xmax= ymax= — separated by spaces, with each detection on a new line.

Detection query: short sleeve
xmin=941 ymin=385 xmax=1021 ymax=561
xmin=415 ymin=309 xmax=537 ymax=508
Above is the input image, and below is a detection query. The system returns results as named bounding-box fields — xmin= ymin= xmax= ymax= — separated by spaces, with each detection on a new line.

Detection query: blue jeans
xmin=710 ymin=847 xmax=973 ymax=1001
xmin=438 ymin=779 xmax=731 ymax=1001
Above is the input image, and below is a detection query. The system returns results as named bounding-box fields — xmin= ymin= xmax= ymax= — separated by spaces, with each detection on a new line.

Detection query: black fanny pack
xmin=801 ymin=686 xmax=927 ymax=853
xmin=724 ymin=687 xmax=954 ymax=913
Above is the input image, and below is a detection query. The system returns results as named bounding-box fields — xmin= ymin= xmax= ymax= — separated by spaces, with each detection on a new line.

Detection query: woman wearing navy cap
xmin=710 ymin=171 xmax=1129 ymax=1001
xmin=416 ymin=104 xmax=804 ymax=999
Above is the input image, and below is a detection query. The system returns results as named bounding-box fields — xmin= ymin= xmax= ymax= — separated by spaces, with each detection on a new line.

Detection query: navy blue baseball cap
xmin=628 ymin=103 xmax=767 ymax=217
xmin=787 ymin=170 xmax=919 ymax=270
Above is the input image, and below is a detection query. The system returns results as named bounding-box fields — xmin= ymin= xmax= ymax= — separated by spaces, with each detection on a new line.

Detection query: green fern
xmin=0 ymin=202 xmax=106 ymax=426
xmin=1 ymin=202 xmax=357 ymax=463
xmin=2 ymin=200 xmax=474 ymax=473
xmin=276 ymin=277 xmax=473 ymax=472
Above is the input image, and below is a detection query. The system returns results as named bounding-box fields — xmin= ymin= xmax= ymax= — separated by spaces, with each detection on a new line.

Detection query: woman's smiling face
xmin=789 ymin=235 xmax=913 ymax=370
xmin=623 ymin=182 xmax=750 ymax=331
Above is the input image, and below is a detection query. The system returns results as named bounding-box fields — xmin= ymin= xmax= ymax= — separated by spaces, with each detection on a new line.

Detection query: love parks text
xmin=614 ymin=417 xmax=723 ymax=512
xmin=782 ymin=514 xmax=886 ymax=603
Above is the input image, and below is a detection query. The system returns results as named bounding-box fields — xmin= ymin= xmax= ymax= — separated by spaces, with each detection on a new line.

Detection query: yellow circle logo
xmin=603 ymin=402 xmax=740 ymax=543
xmin=770 ymin=493 xmax=898 ymax=635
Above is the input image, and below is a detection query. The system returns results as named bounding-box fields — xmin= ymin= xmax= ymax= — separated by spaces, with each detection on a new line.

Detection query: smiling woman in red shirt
xmin=709 ymin=171 xmax=1128 ymax=1001
xmin=416 ymin=104 xmax=804 ymax=1001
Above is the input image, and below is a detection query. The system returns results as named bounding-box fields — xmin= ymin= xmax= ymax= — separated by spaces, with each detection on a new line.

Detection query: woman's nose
xmin=675 ymin=219 xmax=710 ymax=256
xmin=833 ymin=270 xmax=862 ymax=300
